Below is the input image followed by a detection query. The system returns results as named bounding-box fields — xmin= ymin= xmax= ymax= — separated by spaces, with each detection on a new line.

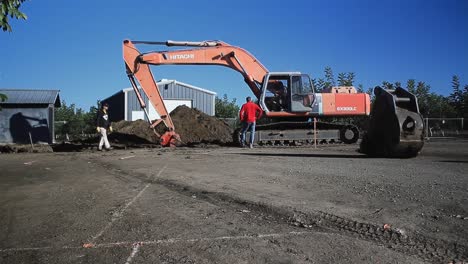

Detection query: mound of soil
xmin=77 ymin=106 xmax=233 ymax=146
xmin=155 ymin=105 xmax=233 ymax=145
xmin=111 ymin=120 xmax=159 ymax=144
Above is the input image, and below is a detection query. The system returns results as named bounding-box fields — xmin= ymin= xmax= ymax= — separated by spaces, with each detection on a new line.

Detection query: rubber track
xmin=237 ymin=121 xmax=356 ymax=147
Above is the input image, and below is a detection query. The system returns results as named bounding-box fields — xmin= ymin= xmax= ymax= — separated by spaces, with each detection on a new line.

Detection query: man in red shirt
xmin=239 ymin=96 xmax=263 ymax=148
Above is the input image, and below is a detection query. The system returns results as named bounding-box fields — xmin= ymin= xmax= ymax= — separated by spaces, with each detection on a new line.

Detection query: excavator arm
xmin=125 ymin=40 xmax=268 ymax=96
xmin=123 ymin=39 xmax=269 ymax=132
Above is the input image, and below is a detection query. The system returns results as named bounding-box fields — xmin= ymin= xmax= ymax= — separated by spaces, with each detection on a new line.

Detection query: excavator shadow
xmin=234 ymin=152 xmax=369 ymax=159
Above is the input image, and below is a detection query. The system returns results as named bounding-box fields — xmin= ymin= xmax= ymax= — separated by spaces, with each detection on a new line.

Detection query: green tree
xmin=449 ymin=75 xmax=464 ymax=116
xmin=426 ymin=93 xmax=456 ymax=118
xmin=337 ymin=72 xmax=355 ymax=86
xmin=406 ymin=79 xmax=416 ymax=93
xmin=82 ymin=105 xmax=99 ymax=133
xmin=311 ymin=78 xmax=318 ymax=92
xmin=215 ymin=94 xmax=240 ymax=118
xmin=55 ymin=100 xmax=75 ymax=122
xmin=55 ymin=101 xmax=99 ymax=136
xmin=337 ymin=73 xmax=346 ymax=86
xmin=0 ymin=93 xmax=7 ymax=110
xmin=404 ymin=79 xmax=456 ymax=117
xmin=379 ymin=79 xmax=452 ymax=117
xmin=357 ymin=84 xmax=364 ymax=93
xmin=314 ymin=78 xmax=326 ymax=93
xmin=55 ymin=101 xmax=83 ymax=135
xmin=313 ymin=67 xmax=337 ymax=92
xmin=365 ymin=87 xmax=375 ymax=103
xmin=380 ymin=81 xmax=404 ymax=90
xmin=315 ymin=67 xmax=359 ymax=91
xmin=463 ymin=85 xmax=468 ymax=118
xmin=1 ymin=0 xmax=28 ymax=32
xmin=324 ymin=66 xmax=335 ymax=88
xmin=381 ymin=81 xmax=394 ymax=90
xmin=413 ymin=81 xmax=431 ymax=116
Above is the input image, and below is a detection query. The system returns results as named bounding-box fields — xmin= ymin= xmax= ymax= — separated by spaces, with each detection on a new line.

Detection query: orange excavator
xmin=123 ymin=39 xmax=424 ymax=157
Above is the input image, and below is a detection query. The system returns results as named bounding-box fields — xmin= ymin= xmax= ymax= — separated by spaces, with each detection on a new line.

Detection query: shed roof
xmin=0 ymin=89 xmax=61 ymax=107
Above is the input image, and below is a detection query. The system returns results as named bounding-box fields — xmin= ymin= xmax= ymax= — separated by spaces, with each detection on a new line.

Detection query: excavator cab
xmin=261 ymin=72 xmax=314 ymax=113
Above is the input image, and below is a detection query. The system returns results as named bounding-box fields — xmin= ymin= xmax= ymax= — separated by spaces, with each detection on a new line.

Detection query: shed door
xmin=131 ymin=111 xmax=145 ymax=121
xmin=148 ymin=99 xmax=192 ymax=120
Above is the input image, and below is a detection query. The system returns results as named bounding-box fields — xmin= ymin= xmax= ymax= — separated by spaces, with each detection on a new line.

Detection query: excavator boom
xmin=124 ymin=40 xmax=268 ymax=98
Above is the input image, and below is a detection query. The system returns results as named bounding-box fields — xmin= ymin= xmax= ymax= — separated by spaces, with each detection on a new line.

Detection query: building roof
xmin=0 ymin=89 xmax=61 ymax=107
xmin=121 ymin=79 xmax=217 ymax=95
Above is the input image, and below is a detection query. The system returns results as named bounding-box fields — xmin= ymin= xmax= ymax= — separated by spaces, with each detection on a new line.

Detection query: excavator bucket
xmin=160 ymin=130 xmax=182 ymax=148
xmin=360 ymin=86 xmax=425 ymax=158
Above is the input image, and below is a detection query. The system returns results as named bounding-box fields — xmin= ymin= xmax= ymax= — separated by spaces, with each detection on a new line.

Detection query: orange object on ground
xmin=160 ymin=130 xmax=181 ymax=147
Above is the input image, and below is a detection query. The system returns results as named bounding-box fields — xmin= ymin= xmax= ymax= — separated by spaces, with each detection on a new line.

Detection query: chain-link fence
xmin=424 ymin=118 xmax=467 ymax=138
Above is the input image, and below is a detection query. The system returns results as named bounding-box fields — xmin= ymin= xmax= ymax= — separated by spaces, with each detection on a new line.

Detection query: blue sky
xmin=1 ymin=0 xmax=467 ymax=110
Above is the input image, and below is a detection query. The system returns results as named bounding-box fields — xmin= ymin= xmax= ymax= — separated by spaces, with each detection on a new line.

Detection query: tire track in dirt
xmin=149 ymin=177 xmax=468 ymax=263
xmin=95 ymin=157 xmax=467 ymax=263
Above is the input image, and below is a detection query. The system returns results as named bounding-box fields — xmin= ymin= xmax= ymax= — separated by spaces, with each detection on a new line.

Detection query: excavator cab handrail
xmin=130 ymin=40 xmax=222 ymax=47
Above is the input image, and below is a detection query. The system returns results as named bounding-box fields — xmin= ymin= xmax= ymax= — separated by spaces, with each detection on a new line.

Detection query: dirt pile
xmin=51 ymin=106 xmax=233 ymax=150
xmin=106 ymin=106 xmax=233 ymax=146
xmin=111 ymin=120 xmax=159 ymax=144
xmin=156 ymin=105 xmax=234 ymax=145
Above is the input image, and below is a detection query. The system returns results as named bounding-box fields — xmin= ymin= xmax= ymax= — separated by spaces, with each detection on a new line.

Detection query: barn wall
xmin=0 ymin=105 xmax=53 ymax=144
xmin=126 ymin=82 xmax=215 ymax=121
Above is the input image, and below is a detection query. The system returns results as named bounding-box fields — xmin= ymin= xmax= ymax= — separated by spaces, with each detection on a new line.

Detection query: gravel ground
xmin=0 ymin=139 xmax=467 ymax=263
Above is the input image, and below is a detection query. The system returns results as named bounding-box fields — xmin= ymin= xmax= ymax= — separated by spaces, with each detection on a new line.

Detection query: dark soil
xmin=54 ymin=106 xmax=234 ymax=149
xmin=101 ymin=106 xmax=233 ymax=146
xmin=155 ymin=105 xmax=233 ymax=145
xmin=2 ymin=140 xmax=466 ymax=263
xmin=0 ymin=144 xmax=53 ymax=153
xmin=111 ymin=120 xmax=159 ymax=144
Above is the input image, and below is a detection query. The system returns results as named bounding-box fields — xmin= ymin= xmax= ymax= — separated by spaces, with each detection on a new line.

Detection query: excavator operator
xmin=266 ymin=81 xmax=288 ymax=111
xmin=239 ymin=96 xmax=263 ymax=148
